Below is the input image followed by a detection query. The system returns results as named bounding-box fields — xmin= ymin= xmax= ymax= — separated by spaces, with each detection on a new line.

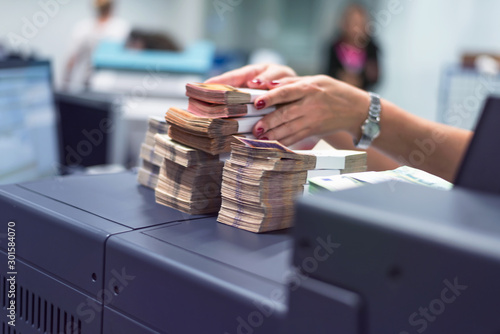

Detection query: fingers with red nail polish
xmin=248 ymin=78 xmax=263 ymax=88
xmin=253 ymin=120 xmax=266 ymax=138
xmin=255 ymin=99 xmax=266 ymax=110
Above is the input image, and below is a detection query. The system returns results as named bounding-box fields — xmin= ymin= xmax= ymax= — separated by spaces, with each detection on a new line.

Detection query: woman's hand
xmin=206 ymin=65 xmax=472 ymax=181
xmin=205 ymin=63 xmax=297 ymax=89
xmin=252 ymin=75 xmax=371 ymax=146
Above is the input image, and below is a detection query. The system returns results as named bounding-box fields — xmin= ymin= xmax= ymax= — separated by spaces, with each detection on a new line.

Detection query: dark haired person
xmin=326 ymin=4 xmax=380 ymax=90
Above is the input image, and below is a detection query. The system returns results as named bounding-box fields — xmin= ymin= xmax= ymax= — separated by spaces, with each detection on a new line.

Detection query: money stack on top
xmin=217 ymin=137 xmax=317 ymax=233
xmin=137 ymin=116 xmax=169 ymax=189
xmin=153 ymin=134 xmax=224 ymax=214
xmin=166 ymin=83 xmax=274 ymax=155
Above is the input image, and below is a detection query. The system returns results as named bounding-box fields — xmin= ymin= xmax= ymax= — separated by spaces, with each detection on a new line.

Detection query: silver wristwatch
xmin=354 ymin=92 xmax=381 ymax=149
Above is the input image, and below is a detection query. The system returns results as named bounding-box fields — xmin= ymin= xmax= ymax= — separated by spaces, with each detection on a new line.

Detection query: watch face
xmin=362 ymin=121 xmax=380 ymax=138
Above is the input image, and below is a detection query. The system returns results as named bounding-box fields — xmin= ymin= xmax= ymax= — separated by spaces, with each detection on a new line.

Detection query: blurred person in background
xmin=326 ymin=4 xmax=380 ymax=90
xmin=62 ymin=0 xmax=130 ymax=90
xmin=125 ymin=29 xmax=180 ymax=52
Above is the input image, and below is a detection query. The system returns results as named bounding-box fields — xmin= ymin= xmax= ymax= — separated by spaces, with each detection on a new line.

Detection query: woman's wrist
xmin=346 ymin=89 xmax=372 ymax=140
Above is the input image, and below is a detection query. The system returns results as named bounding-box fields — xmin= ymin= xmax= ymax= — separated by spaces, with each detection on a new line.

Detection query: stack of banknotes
xmin=137 ymin=116 xmax=169 ymax=189
xmin=153 ymin=133 xmax=224 ymax=215
xmin=217 ymin=137 xmax=317 ymax=233
xmin=139 ymin=83 xmax=369 ymax=231
xmin=166 ymin=83 xmax=275 ymax=155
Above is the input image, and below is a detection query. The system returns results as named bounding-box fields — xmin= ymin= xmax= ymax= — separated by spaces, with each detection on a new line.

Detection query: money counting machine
xmin=2 ymin=171 xmax=500 ymax=333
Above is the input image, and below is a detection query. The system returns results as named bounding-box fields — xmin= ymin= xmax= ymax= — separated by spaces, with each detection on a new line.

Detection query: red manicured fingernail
xmin=260 ymin=136 xmax=269 ymax=141
xmin=256 ymin=127 xmax=264 ymax=137
xmin=270 ymin=80 xmax=280 ymax=85
xmin=251 ymin=79 xmax=262 ymax=85
xmin=256 ymin=100 xmax=266 ymax=109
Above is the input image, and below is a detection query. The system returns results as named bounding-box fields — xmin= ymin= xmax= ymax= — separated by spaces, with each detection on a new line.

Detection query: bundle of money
xmin=167 ymin=106 xmax=262 ymax=155
xmin=137 ymin=160 xmax=161 ymax=189
xmin=139 ymin=142 xmax=163 ymax=167
xmin=154 ymin=133 xmax=219 ymax=167
xmin=188 ymin=98 xmax=275 ymax=118
xmin=168 ymin=125 xmax=246 ymax=155
xmin=164 ymin=83 xmax=276 ymax=155
xmin=166 ymin=107 xmax=261 ymax=137
xmin=186 ymin=83 xmax=266 ymax=104
xmin=137 ymin=116 xmax=169 ymax=189
xmin=293 ymin=149 xmax=368 ymax=181
xmin=153 ymin=134 xmax=224 ymax=215
xmin=294 ymin=149 xmax=367 ymax=172
xmin=217 ymin=137 xmax=316 ymax=233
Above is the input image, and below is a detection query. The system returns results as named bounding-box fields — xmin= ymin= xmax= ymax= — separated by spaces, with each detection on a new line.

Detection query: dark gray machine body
xmin=2 ymin=172 xmax=500 ymax=333
xmin=0 ymin=172 xmax=290 ymax=333
xmin=289 ymin=182 xmax=500 ymax=334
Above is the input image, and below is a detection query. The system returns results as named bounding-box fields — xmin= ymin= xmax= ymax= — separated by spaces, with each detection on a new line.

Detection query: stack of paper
xmin=217 ymin=137 xmax=316 ymax=233
xmin=137 ymin=116 xmax=169 ymax=189
xmin=154 ymin=134 xmax=224 ymax=215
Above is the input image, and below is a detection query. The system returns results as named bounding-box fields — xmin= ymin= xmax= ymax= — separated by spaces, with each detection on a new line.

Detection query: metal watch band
xmin=354 ymin=92 xmax=381 ymax=149
xmin=356 ymin=133 xmax=374 ymax=150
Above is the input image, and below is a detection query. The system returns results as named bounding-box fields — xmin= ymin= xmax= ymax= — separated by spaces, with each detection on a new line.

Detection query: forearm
xmin=368 ymin=100 xmax=473 ymax=182
xmin=243 ymin=73 xmax=471 ymax=181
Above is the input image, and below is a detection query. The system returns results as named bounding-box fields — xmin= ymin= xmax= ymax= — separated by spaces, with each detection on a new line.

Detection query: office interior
xmin=2 ymin=0 xmax=500 ymax=174
xmin=1 ymin=0 xmax=500 ymax=333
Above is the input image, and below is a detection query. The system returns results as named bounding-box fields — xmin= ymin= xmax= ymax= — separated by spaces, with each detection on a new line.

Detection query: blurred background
xmin=1 ymin=0 xmax=500 ymax=184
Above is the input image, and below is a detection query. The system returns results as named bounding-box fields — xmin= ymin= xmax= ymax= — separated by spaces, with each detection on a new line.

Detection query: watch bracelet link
xmin=354 ymin=92 xmax=381 ymax=149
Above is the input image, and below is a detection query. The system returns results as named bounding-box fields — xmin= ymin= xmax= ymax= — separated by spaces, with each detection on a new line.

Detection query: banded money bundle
xmin=217 ymin=138 xmax=316 ymax=233
xmin=294 ymin=149 xmax=367 ymax=182
xmin=165 ymin=83 xmax=276 ymax=155
xmin=154 ymin=134 xmax=223 ymax=215
xmin=137 ymin=116 xmax=169 ymax=189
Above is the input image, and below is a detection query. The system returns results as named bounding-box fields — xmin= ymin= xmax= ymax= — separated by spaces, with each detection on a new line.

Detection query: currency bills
xmin=187 ymin=98 xmax=275 ymax=118
xmin=186 ymin=83 xmax=267 ymax=104
xmin=154 ymin=134 xmax=224 ymax=215
xmin=217 ymin=137 xmax=316 ymax=233
xmin=137 ymin=116 xmax=170 ymax=189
